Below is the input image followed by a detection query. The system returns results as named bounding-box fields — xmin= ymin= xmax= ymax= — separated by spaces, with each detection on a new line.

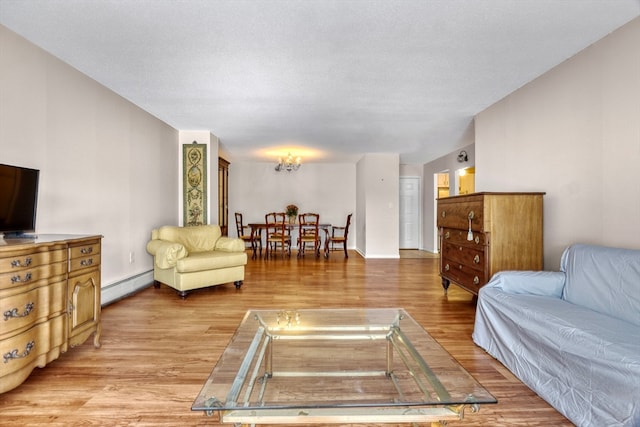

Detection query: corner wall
xmin=422 ymin=144 xmax=475 ymax=253
xmin=475 ymin=17 xmax=640 ymax=268
xmin=0 ymin=25 xmax=179 ymax=301
xmin=356 ymin=154 xmax=400 ymax=258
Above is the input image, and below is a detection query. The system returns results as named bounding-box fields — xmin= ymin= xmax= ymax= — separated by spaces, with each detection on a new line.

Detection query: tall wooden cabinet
xmin=0 ymin=235 xmax=101 ymax=393
xmin=437 ymin=192 xmax=544 ymax=295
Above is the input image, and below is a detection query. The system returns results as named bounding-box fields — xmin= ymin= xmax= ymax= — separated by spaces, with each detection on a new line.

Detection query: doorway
xmin=457 ymin=167 xmax=475 ymax=195
xmin=399 ymin=177 xmax=421 ymax=249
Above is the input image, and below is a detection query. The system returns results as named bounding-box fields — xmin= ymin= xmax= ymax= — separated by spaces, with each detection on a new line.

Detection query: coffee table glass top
xmin=192 ymin=308 xmax=496 ymax=420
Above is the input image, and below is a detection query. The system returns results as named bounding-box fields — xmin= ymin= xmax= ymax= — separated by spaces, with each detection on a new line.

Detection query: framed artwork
xmin=183 ymin=142 xmax=207 ymax=226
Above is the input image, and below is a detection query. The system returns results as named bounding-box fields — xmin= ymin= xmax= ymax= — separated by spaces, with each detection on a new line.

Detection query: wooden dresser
xmin=437 ymin=192 xmax=544 ymax=295
xmin=0 ymin=234 xmax=101 ymax=393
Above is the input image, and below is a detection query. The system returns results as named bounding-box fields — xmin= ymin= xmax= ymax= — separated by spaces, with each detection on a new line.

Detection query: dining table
xmin=248 ymin=222 xmax=331 ymax=259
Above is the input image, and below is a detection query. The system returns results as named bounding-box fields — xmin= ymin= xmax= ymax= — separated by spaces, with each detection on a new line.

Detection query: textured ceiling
xmin=1 ymin=0 xmax=639 ymax=164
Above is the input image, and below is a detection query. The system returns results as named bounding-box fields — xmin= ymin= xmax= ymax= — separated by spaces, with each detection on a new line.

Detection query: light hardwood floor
xmin=0 ymin=250 xmax=572 ymax=427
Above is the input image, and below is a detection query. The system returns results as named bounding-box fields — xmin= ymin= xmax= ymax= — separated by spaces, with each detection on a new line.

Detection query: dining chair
xmin=324 ymin=213 xmax=352 ymax=258
xmin=297 ymin=212 xmax=321 ymax=258
xmin=235 ymin=212 xmax=261 ymax=256
xmin=264 ymin=212 xmax=291 ymax=258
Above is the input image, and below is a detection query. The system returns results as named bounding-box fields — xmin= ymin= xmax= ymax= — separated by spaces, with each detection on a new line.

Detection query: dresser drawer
xmin=441 ymin=241 xmax=486 ymax=273
xmin=0 ymin=247 xmax=67 ymax=275
xmin=0 ymin=314 xmax=67 ymax=377
xmin=69 ymin=254 xmax=101 ymax=273
xmin=441 ymin=227 xmax=487 ymax=246
xmin=0 ymin=261 xmax=68 ymax=291
xmin=440 ymin=257 xmax=488 ymax=293
xmin=69 ymin=240 xmax=101 ymax=261
xmin=437 ymin=197 xmax=484 ymax=231
xmin=0 ymin=279 xmax=67 ymax=340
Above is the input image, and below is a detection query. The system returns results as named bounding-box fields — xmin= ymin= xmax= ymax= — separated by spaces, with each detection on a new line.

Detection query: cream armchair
xmin=146 ymin=225 xmax=247 ymax=298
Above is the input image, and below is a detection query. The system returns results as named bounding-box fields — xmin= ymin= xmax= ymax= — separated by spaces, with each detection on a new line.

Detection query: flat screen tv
xmin=0 ymin=163 xmax=40 ymax=237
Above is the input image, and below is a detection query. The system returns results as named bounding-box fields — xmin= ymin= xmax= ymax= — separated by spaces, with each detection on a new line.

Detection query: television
xmin=0 ymin=163 xmax=40 ymax=238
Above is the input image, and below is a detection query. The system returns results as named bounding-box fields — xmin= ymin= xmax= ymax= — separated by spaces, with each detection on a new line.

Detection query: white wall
xmin=356 ymin=154 xmax=400 ymax=258
xmin=0 ymin=25 xmax=178 ymax=294
xmin=228 ymin=162 xmax=356 ymax=245
xmin=475 ymin=17 xmax=640 ymax=269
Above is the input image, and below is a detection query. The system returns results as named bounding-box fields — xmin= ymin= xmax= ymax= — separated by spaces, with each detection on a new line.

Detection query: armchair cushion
xmin=215 ymin=236 xmax=246 ymax=252
xmin=175 ymin=251 xmax=247 ymax=273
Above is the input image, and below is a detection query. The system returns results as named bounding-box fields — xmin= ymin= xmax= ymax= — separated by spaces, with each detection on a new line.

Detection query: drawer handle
xmin=475 ymin=236 xmax=480 ymax=244
xmin=3 ymin=302 xmax=34 ymax=321
xmin=81 ymin=247 xmax=93 ymax=255
xmin=3 ymin=340 xmax=35 ymax=364
xmin=473 ymin=276 xmax=480 ymax=285
xmin=468 ymin=211 xmax=475 ymax=220
xmin=11 ymin=273 xmax=32 ymax=284
xmin=473 ymin=254 xmax=480 ymax=264
xmin=441 ymin=211 xmax=446 ymax=218
xmin=10 ymin=257 xmax=32 ymax=268
xmin=444 ymin=263 xmax=450 ymax=271
xmin=80 ymin=258 xmax=94 ymax=267
xmin=444 ymin=231 xmax=450 ymax=239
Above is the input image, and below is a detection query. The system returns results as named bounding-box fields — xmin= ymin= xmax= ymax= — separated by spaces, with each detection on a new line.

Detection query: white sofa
xmin=473 ymin=243 xmax=640 ymax=427
xmin=146 ymin=225 xmax=247 ymax=298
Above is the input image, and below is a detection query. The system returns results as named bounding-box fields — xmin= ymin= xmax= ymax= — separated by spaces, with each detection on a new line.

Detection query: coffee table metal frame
xmin=192 ymin=308 xmax=496 ymax=426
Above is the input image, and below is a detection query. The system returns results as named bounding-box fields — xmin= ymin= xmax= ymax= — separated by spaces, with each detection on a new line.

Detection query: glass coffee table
xmin=192 ymin=308 xmax=496 ymax=425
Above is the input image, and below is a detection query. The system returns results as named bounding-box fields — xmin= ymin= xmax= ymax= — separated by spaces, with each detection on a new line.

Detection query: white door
xmin=399 ymin=177 xmax=421 ymax=249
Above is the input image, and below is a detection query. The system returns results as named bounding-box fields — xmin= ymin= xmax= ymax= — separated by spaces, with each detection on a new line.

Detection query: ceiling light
xmin=275 ymin=152 xmax=301 ymax=172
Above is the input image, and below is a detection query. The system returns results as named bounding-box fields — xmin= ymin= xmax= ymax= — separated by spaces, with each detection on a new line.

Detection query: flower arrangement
xmin=286 ymin=204 xmax=298 ymax=218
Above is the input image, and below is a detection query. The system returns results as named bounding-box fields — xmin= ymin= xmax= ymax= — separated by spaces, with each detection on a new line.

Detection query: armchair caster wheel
xmin=234 ymin=280 xmax=243 ymax=289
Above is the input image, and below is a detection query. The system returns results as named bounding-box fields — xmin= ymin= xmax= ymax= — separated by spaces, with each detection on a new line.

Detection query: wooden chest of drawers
xmin=0 ymin=234 xmax=101 ymax=393
xmin=437 ymin=192 xmax=544 ymax=295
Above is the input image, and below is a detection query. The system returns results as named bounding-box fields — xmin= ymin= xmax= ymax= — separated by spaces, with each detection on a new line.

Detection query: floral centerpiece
xmin=286 ymin=204 xmax=298 ymax=223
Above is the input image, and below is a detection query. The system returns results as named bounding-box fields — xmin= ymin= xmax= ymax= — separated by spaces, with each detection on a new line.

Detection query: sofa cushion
xmin=157 ymin=225 xmax=221 ymax=252
xmin=175 ymin=251 xmax=247 ymax=273
xmin=561 ymin=243 xmax=640 ymax=326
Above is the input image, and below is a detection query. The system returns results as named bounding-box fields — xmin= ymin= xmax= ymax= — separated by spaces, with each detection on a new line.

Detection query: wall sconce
xmin=275 ymin=152 xmax=302 ymax=172
xmin=457 ymin=150 xmax=468 ymax=162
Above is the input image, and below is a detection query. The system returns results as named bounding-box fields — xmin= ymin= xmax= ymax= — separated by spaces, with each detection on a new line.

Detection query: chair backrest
xmin=234 ymin=212 xmax=245 ymax=237
xmin=342 ymin=213 xmax=353 ymax=239
xmin=299 ymin=213 xmax=320 ymax=238
xmin=265 ymin=212 xmax=287 ymax=237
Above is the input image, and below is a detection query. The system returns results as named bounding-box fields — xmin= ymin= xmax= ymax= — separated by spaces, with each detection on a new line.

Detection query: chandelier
xmin=275 ymin=152 xmax=302 ymax=172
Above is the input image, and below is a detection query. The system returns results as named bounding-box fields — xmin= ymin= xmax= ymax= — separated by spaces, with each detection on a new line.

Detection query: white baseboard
xmin=354 ymin=248 xmax=401 ymax=259
xmin=101 ymin=271 xmax=154 ymax=306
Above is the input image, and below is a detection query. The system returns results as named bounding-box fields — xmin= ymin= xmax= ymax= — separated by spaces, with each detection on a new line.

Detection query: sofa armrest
xmin=214 ymin=236 xmax=245 ymax=252
xmin=486 ymin=270 xmax=566 ymax=298
xmin=146 ymin=240 xmax=188 ymax=269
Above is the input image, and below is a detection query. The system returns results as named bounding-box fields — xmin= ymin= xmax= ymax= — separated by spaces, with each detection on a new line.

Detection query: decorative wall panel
xmin=183 ymin=143 xmax=207 ymax=226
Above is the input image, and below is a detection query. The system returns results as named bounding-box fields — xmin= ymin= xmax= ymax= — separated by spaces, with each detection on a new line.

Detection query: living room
xmin=1 ymin=11 xmax=638 ymax=302
xmin=1 ymin=3 xmax=639 ymax=426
